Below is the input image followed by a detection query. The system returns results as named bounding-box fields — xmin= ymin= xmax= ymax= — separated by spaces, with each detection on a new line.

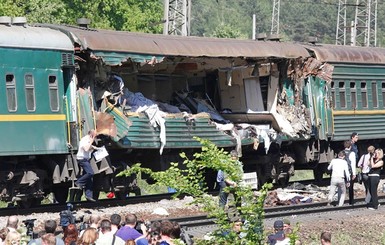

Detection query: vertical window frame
xmin=372 ymin=82 xmax=378 ymax=108
xmin=48 ymin=75 xmax=59 ymax=112
xmin=5 ymin=74 xmax=17 ymax=112
xmin=339 ymin=81 xmax=346 ymax=109
xmin=361 ymin=82 xmax=368 ymax=108
xmin=24 ymin=74 xmax=36 ymax=112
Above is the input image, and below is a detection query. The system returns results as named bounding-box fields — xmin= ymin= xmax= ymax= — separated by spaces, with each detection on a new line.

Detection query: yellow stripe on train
xmin=0 ymin=114 xmax=66 ymax=121
xmin=332 ymin=110 xmax=385 ymax=116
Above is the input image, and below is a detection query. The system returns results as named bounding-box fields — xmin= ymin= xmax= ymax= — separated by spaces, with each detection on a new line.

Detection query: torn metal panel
xmin=100 ymin=99 xmax=131 ymax=141
xmin=302 ymin=57 xmax=334 ymax=83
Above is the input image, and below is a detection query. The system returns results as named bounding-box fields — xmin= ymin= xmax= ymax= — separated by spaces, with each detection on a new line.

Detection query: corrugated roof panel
xmin=43 ymin=25 xmax=309 ymax=60
xmin=304 ymin=44 xmax=385 ymax=64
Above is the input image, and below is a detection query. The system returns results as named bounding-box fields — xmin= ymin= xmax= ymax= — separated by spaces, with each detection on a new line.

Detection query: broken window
xmin=25 ymin=74 xmax=35 ymax=112
xmin=372 ymin=82 xmax=378 ymax=108
xmin=48 ymin=75 xmax=59 ymax=112
xmin=361 ymin=82 xmax=367 ymax=108
xmin=6 ymin=74 xmax=17 ymax=112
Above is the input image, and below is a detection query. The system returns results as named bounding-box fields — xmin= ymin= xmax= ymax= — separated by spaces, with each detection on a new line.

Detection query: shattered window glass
xmin=25 ymin=74 xmax=35 ymax=112
xmin=48 ymin=75 xmax=59 ymax=112
xmin=6 ymin=74 xmax=17 ymax=112
xmin=361 ymin=82 xmax=367 ymax=108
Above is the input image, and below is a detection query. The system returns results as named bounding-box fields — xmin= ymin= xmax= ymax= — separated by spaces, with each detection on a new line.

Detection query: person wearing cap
xmin=357 ymin=145 xmax=375 ymax=204
xmin=267 ymin=220 xmax=289 ymax=245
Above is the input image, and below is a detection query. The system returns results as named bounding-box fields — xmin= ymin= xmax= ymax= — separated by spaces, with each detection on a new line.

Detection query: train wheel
xmin=53 ymin=186 xmax=69 ymax=204
xmin=16 ymin=198 xmax=41 ymax=208
xmin=115 ymin=191 xmax=128 ymax=200
xmin=93 ymin=191 xmax=100 ymax=200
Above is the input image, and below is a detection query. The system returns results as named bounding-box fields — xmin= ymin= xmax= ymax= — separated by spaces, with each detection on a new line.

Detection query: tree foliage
xmin=0 ymin=0 xmax=163 ymax=33
xmin=118 ymin=138 xmax=275 ymax=244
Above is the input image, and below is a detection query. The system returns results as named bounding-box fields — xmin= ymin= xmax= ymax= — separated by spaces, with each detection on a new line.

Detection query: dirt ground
xmin=283 ymin=207 xmax=385 ymax=245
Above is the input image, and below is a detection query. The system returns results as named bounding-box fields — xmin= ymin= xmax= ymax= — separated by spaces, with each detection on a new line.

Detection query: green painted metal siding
xmin=118 ymin=116 xmax=237 ymax=149
xmin=330 ymin=63 xmax=385 ymax=141
xmin=0 ymin=47 xmax=68 ymax=155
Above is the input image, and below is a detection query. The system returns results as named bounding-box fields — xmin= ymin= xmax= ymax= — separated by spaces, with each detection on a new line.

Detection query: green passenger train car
xmin=3 ymin=17 xmax=385 ymax=207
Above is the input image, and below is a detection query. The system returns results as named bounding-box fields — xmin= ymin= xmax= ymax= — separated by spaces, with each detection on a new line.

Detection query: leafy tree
xmin=118 ymin=138 xmax=276 ymax=244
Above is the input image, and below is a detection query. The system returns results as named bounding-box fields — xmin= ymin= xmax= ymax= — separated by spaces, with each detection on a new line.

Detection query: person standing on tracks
xmin=216 ymin=150 xmax=242 ymax=209
xmin=344 ymin=140 xmax=356 ymax=205
xmin=367 ymin=148 xmax=384 ymax=210
xmin=350 ymin=132 xmax=359 ymax=161
xmin=327 ymin=151 xmax=350 ymax=206
xmin=75 ymin=130 xmax=98 ymax=202
xmin=357 ymin=145 xmax=375 ymax=204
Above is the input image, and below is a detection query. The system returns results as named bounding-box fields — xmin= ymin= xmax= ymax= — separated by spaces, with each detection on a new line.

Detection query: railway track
xmin=0 ymin=177 xmax=344 ymax=217
xmin=169 ymin=197 xmax=385 ymax=239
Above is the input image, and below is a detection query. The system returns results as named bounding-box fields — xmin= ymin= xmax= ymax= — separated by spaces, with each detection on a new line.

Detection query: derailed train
xmin=1 ymin=16 xmax=385 ymax=207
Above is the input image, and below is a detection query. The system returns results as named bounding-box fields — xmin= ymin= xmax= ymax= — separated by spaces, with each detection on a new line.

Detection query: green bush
xmin=118 ymin=138 xmax=294 ymax=244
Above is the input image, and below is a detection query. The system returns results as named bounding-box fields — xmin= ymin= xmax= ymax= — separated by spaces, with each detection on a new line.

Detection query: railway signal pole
xmin=163 ymin=0 xmax=191 ymax=36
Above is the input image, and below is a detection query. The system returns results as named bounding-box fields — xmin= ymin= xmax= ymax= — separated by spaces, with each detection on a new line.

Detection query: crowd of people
xmin=0 ymin=214 xmax=187 ymax=245
xmin=327 ymin=132 xmax=384 ymax=210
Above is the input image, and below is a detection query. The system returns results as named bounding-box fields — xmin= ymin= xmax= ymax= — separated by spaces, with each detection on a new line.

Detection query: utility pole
xmin=163 ymin=0 xmax=191 ymax=36
xmin=271 ymin=0 xmax=280 ymax=35
xmin=336 ymin=0 xmax=377 ymax=47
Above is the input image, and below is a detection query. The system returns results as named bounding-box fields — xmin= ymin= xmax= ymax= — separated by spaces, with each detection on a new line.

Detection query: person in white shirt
xmin=357 ymin=145 xmax=375 ymax=203
xmin=327 ymin=151 xmax=351 ymax=206
xmin=76 ymin=130 xmax=98 ymax=202
xmin=96 ymin=219 xmax=125 ymax=245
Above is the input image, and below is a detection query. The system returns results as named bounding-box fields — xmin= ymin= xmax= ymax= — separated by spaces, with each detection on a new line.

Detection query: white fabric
xmin=348 ymin=151 xmax=357 ymax=175
xmin=358 ymin=153 xmax=371 ymax=173
xmin=138 ymin=105 xmax=166 ymax=155
xmin=96 ymin=232 xmax=125 ymax=245
xmin=328 ymin=158 xmax=350 ymax=181
xmin=76 ymin=134 xmax=93 ymax=160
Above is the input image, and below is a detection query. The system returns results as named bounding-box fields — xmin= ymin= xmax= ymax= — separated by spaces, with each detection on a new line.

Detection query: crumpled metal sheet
xmin=302 ymin=57 xmax=334 ymax=83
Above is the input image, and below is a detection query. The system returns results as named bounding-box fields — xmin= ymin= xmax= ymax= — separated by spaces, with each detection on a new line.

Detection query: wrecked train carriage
xmin=47 ymin=24 xmax=326 ymax=187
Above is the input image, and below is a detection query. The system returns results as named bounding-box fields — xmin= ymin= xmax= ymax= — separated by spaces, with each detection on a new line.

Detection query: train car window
xmin=350 ymin=82 xmax=356 ymax=109
xmin=330 ymin=81 xmax=336 ymax=109
xmin=338 ymin=82 xmax=346 ymax=108
xmin=382 ymin=83 xmax=385 ymax=108
xmin=25 ymin=74 xmax=36 ymax=112
xmin=372 ymin=82 xmax=378 ymax=108
xmin=48 ymin=75 xmax=59 ymax=112
xmin=6 ymin=74 xmax=17 ymax=112
xmin=361 ymin=82 xmax=368 ymax=108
